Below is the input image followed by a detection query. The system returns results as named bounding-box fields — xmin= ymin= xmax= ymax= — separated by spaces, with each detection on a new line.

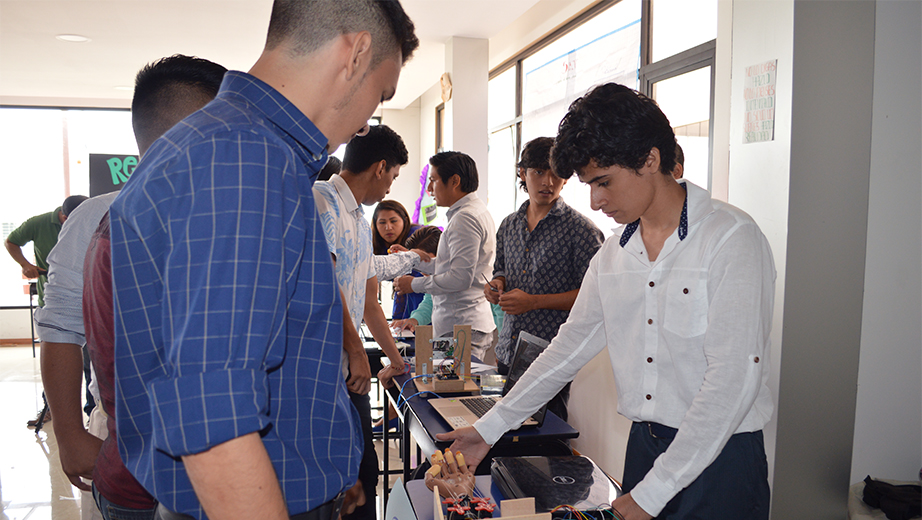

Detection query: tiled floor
xmin=0 ymin=344 xmax=411 ymax=520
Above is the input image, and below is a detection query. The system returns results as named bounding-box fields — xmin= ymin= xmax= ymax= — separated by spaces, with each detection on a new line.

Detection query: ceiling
xmin=0 ymin=0 xmax=541 ymax=110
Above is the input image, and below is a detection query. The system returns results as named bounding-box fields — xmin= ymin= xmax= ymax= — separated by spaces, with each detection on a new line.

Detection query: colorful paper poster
xmin=743 ymin=60 xmax=778 ymax=143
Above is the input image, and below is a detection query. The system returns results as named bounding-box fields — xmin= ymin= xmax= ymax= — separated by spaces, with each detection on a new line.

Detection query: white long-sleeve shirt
xmin=411 ymin=193 xmax=496 ymax=337
xmin=475 ymin=180 xmax=775 ymax=516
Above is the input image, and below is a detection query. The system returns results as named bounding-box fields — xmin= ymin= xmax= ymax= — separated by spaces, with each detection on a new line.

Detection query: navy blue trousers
xmin=622 ymin=422 xmax=770 ymax=520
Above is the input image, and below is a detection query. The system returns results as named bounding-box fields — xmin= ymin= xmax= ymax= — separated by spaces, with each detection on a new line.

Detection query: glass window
xmin=521 ymin=0 xmax=642 ymax=145
xmin=652 ymin=66 xmax=712 ymax=189
xmin=487 ymin=125 xmax=519 ymax=218
xmin=651 ymin=0 xmax=718 ymax=62
xmin=488 ymin=67 xmax=517 ymax=130
xmin=0 ymin=107 xmax=133 ymax=306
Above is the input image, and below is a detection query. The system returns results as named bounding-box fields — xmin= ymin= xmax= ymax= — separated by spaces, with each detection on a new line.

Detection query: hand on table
xmin=377 ymin=362 xmax=406 ymax=389
xmin=435 ymin=426 xmax=490 ymax=470
xmin=391 ymin=318 xmax=418 ymax=333
xmin=424 ymin=449 xmax=475 ymax=498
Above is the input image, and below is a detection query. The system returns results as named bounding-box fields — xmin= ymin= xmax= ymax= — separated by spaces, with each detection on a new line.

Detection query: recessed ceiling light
xmin=56 ymin=34 xmax=91 ymax=43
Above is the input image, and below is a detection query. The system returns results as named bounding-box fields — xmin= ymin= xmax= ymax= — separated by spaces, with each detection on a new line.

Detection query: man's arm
xmin=183 ymin=432 xmax=288 ymax=520
xmin=341 ymin=288 xmax=372 ymax=396
xmin=410 ymin=213 xmax=484 ymax=295
xmin=497 ymin=288 xmax=580 ymax=315
xmin=363 ymin=276 xmax=405 ymax=387
xmin=5 ymin=238 xmax=40 ymax=278
xmin=40 ymin=341 xmax=102 ymax=490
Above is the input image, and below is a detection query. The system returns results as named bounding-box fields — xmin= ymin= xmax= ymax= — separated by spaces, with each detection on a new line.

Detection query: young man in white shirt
xmin=313 ymin=124 xmax=418 ymax=520
xmin=441 ymin=84 xmax=775 ymax=520
xmin=394 ymin=151 xmax=497 ymax=360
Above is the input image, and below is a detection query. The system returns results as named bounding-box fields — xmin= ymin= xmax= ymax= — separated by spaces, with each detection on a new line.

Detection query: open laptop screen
xmin=503 ymin=331 xmax=550 ymax=396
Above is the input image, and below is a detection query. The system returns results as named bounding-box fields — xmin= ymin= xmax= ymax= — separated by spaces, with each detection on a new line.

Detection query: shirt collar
xmin=618 ymin=182 xmax=690 ymax=248
xmin=446 ymin=192 xmax=478 ymax=220
xmin=328 ymin=174 xmax=362 ymax=215
xmin=50 ymin=207 xmax=62 ymax=225
xmin=514 ymin=196 xmax=567 ymax=225
xmin=217 ymin=71 xmax=329 ymax=163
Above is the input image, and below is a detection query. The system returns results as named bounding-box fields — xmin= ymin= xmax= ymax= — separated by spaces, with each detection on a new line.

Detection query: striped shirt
xmin=110 ymin=71 xmax=360 ymax=519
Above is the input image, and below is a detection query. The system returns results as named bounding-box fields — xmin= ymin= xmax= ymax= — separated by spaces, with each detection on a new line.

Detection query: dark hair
xmin=318 ymin=156 xmax=342 ymax=181
xmin=372 ymin=200 xmax=411 ymax=254
xmin=404 ymin=226 xmax=441 ymax=256
xmin=342 ymin=125 xmax=408 ymax=174
xmin=675 ymin=143 xmax=685 ymax=167
xmin=552 ymin=83 xmax=677 ymax=179
xmin=516 ymin=137 xmax=555 ymax=191
xmin=266 ymin=0 xmax=419 ymax=67
xmin=429 ymin=151 xmax=479 ymax=193
xmin=131 ymin=55 xmax=227 ymax=155
xmin=61 ymin=195 xmax=88 ymax=216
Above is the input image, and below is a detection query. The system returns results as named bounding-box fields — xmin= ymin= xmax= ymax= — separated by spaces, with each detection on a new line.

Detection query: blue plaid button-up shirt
xmin=110 ymin=71 xmax=359 ymax=519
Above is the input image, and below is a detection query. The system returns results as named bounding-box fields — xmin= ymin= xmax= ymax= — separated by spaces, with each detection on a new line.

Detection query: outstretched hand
xmin=435 ymin=426 xmax=490 ymax=470
xmin=424 ymin=449 xmax=476 ymax=498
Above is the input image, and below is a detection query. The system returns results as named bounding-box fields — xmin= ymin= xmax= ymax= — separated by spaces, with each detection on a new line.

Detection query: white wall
xmin=380 ymin=102 xmax=423 ymax=215
xmin=726 ymin=0 xmax=795 ymax=491
xmin=1 ymin=309 xmax=34 ymax=340
xmin=850 ymin=0 xmax=922 ymax=485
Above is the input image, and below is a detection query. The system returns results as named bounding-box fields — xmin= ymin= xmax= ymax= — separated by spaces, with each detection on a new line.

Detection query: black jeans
xmin=622 ymin=422 xmax=770 ymax=520
xmin=343 ymin=390 xmax=378 ymax=520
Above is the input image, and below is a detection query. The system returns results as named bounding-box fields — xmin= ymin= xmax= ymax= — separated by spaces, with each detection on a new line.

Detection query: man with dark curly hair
xmin=442 ymin=83 xmax=776 ymax=520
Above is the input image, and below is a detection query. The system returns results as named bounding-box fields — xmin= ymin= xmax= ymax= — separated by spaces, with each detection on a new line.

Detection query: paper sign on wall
xmin=743 ymin=60 xmax=777 ymax=143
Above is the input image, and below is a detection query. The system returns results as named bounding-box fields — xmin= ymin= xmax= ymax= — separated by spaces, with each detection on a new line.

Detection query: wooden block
xmin=415 ymin=325 xmax=433 ymax=377
xmin=500 ymin=498 xmax=535 ymax=517
xmin=413 ymin=378 xmax=480 ymax=395
xmin=433 ymin=485 xmax=444 ymax=520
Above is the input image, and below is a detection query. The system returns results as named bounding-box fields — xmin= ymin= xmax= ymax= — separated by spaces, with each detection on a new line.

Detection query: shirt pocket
xmin=663 ymin=272 xmax=708 ymax=338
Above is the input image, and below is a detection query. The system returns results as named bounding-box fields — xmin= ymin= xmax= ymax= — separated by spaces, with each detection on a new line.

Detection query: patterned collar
xmin=515 ymin=196 xmax=567 ymax=221
xmin=619 ymin=182 xmax=689 ymax=247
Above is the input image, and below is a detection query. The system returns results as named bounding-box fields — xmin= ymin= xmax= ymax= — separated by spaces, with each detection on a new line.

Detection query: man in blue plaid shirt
xmin=108 ymin=2 xmax=418 ymax=519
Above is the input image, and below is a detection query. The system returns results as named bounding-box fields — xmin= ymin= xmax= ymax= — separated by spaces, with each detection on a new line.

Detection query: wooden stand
xmin=414 ymin=324 xmax=474 ymax=393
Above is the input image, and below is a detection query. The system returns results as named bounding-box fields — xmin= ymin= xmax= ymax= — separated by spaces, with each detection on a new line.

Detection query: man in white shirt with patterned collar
xmin=394 ymin=151 xmax=497 ymax=361
xmin=441 ymin=84 xmax=775 ymax=520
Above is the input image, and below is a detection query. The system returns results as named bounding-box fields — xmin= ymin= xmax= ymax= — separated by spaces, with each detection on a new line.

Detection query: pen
xmin=482 ymin=273 xmax=499 ymax=292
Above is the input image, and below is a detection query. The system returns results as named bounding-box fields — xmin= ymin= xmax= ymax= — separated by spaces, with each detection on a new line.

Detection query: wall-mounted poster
xmin=89 ymin=153 xmax=138 ymax=196
xmin=743 ymin=60 xmax=777 ymax=143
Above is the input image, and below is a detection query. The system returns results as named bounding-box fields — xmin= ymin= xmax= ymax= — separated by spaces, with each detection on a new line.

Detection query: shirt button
xmin=646 ymin=357 xmax=653 ymax=363
xmin=754 ymin=357 xmax=760 ymax=363
xmin=683 ymin=288 xmax=689 ymax=294
xmin=646 ymin=394 xmax=652 ymax=400
xmin=522 ymin=269 xmax=526 ymax=274
xmin=647 ymin=319 xmax=653 ymax=325
xmin=649 ymin=281 xmax=655 ymax=287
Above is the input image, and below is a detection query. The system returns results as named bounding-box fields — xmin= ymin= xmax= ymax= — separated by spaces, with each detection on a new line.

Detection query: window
xmin=487 ymin=0 xmax=718 ymax=232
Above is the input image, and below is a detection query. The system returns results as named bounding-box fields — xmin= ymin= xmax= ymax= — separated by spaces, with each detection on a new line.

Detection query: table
xmin=383 ymin=371 xmax=579 ymax=507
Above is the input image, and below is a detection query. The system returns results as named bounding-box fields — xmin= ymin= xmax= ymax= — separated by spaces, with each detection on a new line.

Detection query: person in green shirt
xmin=5 ymin=195 xmax=87 ymax=307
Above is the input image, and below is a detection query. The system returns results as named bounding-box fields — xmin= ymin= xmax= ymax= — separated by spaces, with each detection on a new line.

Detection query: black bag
xmin=862 ymin=476 xmax=922 ymax=520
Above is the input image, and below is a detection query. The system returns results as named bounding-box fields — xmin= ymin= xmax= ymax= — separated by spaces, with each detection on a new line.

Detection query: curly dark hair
xmin=372 ymin=199 xmax=412 ymax=255
xmin=404 ymin=226 xmax=441 ymax=255
xmin=516 ymin=137 xmax=555 ymax=192
xmin=552 ymin=83 xmax=676 ymax=179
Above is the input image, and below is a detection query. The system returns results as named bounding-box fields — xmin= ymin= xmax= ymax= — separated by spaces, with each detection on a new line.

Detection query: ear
xmin=518 ymin=168 xmax=527 ymax=184
xmin=449 ymin=174 xmax=462 ymax=191
xmin=644 ymin=147 xmax=661 ymax=174
xmin=343 ymin=31 xmax=373 ymax=82
xmin=374 ymin=159 xmax=387 ymax=179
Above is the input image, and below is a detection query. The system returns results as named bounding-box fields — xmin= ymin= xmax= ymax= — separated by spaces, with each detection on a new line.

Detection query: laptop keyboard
xmin=460 ymin=396 xmax=500 ymax=418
